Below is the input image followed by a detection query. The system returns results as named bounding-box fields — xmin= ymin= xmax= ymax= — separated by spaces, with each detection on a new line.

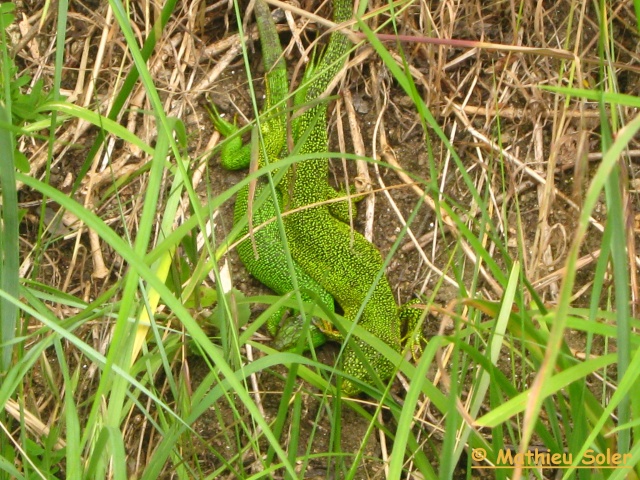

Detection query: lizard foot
xmin=271 ymin=309 xmax=328 ymax=351
xmin=314 ymin=318 xmax=342 ymax=342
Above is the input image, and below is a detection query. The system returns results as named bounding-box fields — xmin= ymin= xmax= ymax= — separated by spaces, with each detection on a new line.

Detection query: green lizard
xmin=213 ymin=0 xmax=423 ymax=392
xmin=211 ymin=0 xmax=334 ymax=350
xmin=279 ymin=0 xmax=424 ymax=394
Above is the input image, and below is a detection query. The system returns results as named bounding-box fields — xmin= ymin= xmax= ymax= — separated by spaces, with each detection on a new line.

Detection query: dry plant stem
xmin=11 ymin=8 xmax=49 ymax=57
xmin=69 ymin=33 xmax=94 ymax=104
xmin=284 ymin=9 xmax=309 ymax=62
xmin=5 ymin=399 xmax=66 ymax=450
xmin=450 ymin=105 xmax=640 ymax=270
xmin=490 ymin=152 xmax=638 ymax=207
xmin=81 ymin=6 xmax=115 ymax=110
xmin=125 ymin=87 xmax=149 ymax=158
xmin=368 ymin=64 xmax=463 ymax=292
xmin=623 ymin=173 xmax=639 ymax=318
xmin=194 ymin=136 xmax=222 ymax=263
xmin=195 ymin=40 xmax=245 ymax=98
xmin=267 ymin=0 xmax=594 ymax=74
xmin=263 ymin=0 xmax=361 ymax=42
xmin=531 ymin=112 xmax=563 ymax=289
xmin=68 ymin=6 xmax=117 ymax=281
xmin=377 ymin=411 xmax=391 ymax=477
xmin=245 ymin=344 xmax=266 ymax=421
xmin=340 ymin=89 xmax=374 ymax=240
xmin=532 ymin=1 xmax=584 ymax=293
xmin=432 ymin=304 xmax=483 ymax=440
xmin=17 ymin=238 xmax=34 ymax=279
xmin=533 ymin=249 xmax=602 ymax=291
xmin=333 ymin=101 xmax=356 ymax=237
xmin=433 ymin=307 xmax=457 ymax=397
xmin=407 ymin=304 xmax=460 ymax=444
xmin=19 ymin=15 xmax=104 ymax=183
xmin=533 ymin=114 xmax=560 ymax=298
xmin=198 ymin=22 xmax=292 ymax=63
xmin=167 ymin=37 xmax=194 ymax=117
xmin=375 ymin=33 xmax=581 ymax=66
xmin=17 ymin=14 xmax=41 ymax=60
xmin=402 ymin=122 xmax=640 ymax=258
xmin=436 ymin=118 xmax=457 ymax=259
xmin=376 ymin=97 xmax=501 ymax=295
xmin=87 ymin=223 xmax=109 ymax=279
xmin=459 ymin=104 xmax=603 ymax=120
xmin=124 ymin=382 xmax=154 ymax=469
xmin=20 ymin=13 xmax=56 ymax=90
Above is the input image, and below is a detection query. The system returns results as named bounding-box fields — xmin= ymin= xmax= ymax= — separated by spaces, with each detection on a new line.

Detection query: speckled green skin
xmin=279 ymin=0 xmax=423 ymax=394
xmin=214 ymin=0 xmax=423 ymax=390
xmin=212 ymin=0 xmax=333 ymax=350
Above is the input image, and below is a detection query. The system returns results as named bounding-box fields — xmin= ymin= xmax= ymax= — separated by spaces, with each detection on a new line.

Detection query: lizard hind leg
xmin=271 ymin=309 xmax=328 ymax=351
xmin=399 ymin=298 xmax=426 ymax=360
xmin=325 ymin=183 xmax=365 ymax=224
xmin=207 ymin=103 xmax=252 ymax=171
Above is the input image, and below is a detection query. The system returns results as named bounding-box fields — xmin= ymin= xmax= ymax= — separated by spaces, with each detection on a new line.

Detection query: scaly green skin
xmin=280 ymin=0 xmax=423 ymax=394
xmin=212 ymin=0 xmax=333 ymax=350
xmin=213 ymin=0 xmax=423 ymax=390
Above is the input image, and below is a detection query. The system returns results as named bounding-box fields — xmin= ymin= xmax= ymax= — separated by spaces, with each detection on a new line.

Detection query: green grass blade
xmin=36 ymin=101 xmax=154 ymax=155
xmin=0 ymin=104 xmax=19 ymax=373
